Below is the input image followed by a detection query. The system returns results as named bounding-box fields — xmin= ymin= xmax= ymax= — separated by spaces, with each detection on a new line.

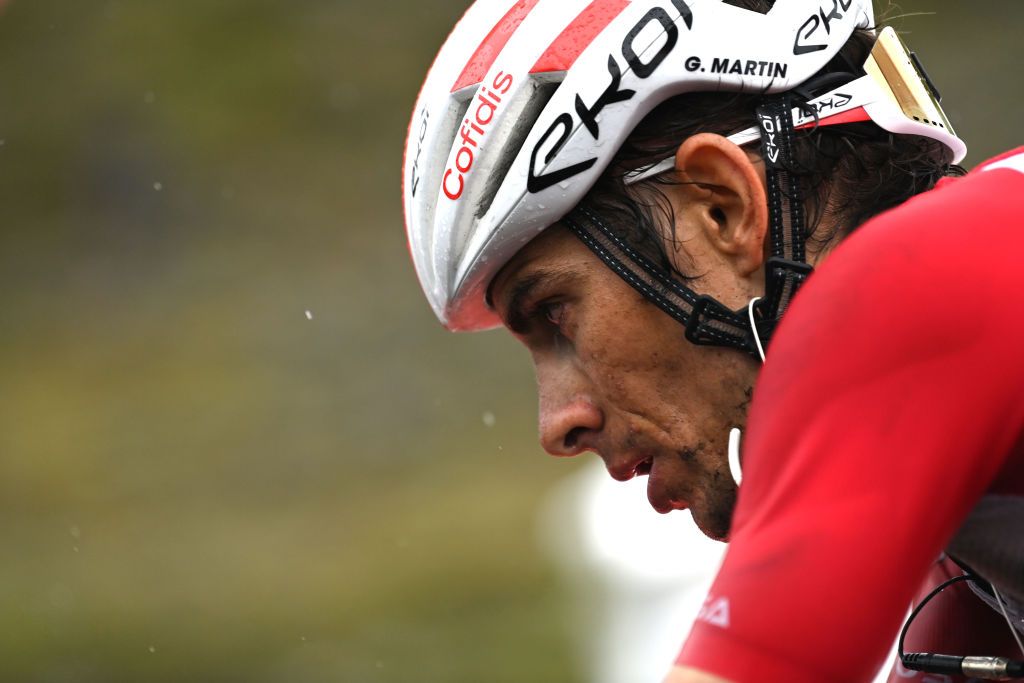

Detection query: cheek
xmin=574 ymin=303 xmax=748 ymax=435
xmin=574 ymin=302 xmax=693 ymax=407
xmin=567 ymin=275 xmax=743 ymax=420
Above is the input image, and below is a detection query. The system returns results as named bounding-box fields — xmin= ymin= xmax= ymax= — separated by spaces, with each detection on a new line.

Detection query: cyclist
xmin=402 ymin=1 xmax=1024 ymax=681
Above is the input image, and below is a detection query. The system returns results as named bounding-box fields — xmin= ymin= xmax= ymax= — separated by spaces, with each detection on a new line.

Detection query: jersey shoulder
xmin=756 ymin=144 xmax=1024 ymax=463
xmin=787 ymin=146 xmax=1024 ymax=327
xmin=860 ymin=145 xmax=1024 ymax=255
xmin=974 ymin=146 xmax=1024 ymax=174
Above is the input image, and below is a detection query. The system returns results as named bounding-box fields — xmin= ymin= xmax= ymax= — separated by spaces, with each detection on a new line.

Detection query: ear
xmin=672 ymin=133 xmax=769 ymax=278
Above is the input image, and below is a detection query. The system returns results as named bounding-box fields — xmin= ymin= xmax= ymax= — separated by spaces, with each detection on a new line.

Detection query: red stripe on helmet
xmin=451 ymin=0 xmax=542 ymax=93
xmin=531 ymin=0 xmax=630 ymax=74
xmin=796 ymin=106 xmax=871 ymax=130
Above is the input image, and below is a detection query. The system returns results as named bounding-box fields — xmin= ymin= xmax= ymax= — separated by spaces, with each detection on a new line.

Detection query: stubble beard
xmin=690 ymin=464 xmax=738 ymax=542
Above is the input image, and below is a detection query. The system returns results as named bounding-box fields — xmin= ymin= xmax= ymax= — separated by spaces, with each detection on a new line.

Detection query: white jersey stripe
xmin=982 ymin=151 xmax=1024 ymax=175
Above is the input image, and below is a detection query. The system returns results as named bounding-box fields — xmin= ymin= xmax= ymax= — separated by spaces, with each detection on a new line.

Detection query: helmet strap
xmin=564 ymin=206 xmax=759 ymax=355
xmin=564 ymin=95 xmax=814 ymax=359
xmin=752 ymin=94 xmax=814 ymax=346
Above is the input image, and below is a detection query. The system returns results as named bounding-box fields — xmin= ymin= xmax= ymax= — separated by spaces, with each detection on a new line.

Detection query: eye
xmin=538 ymin=300 xmax=566 ymax=328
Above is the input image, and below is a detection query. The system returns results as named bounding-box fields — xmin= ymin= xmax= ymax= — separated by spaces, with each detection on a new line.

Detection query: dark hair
xmin=580 ymin=1 xmax=964 ymax=278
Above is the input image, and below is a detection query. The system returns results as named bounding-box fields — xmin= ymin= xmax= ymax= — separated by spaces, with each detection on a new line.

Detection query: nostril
xmin=564 ymin=427 xmax=585 ymax=451
xmin=538 ymin=392 xmax=602 ymax=457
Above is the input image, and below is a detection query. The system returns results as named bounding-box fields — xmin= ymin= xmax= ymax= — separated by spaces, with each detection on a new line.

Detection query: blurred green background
xmin=0 ymin=1 xmax=1018 ymax=681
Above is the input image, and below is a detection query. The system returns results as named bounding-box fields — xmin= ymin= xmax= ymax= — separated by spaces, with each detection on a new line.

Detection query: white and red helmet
xmin=403 ymin=0 xmax=966 ymax=331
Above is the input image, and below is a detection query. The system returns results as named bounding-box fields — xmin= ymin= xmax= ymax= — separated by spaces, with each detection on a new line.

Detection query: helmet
xmin=402 ymin=0 xmax=965 ymax=335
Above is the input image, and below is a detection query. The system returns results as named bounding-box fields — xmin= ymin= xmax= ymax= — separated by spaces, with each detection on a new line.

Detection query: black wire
xmin=898 ymin=574 xmax=974 ymax=660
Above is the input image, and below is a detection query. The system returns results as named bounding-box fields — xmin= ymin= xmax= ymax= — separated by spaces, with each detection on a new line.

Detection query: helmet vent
xmin=475 ymin=78 xmax=561 ymax=219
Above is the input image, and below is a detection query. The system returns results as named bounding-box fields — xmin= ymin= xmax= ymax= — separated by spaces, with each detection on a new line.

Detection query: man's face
xmin=491 ymin=225 xmax=761 ymax=541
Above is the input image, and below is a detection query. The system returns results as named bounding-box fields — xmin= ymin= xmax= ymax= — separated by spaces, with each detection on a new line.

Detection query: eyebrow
xmin=503 ymin=272 xmax=547 ymax=335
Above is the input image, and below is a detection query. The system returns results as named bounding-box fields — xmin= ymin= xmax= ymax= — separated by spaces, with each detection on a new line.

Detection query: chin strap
xmin=565 ymin=94 xmax=815 ymax=359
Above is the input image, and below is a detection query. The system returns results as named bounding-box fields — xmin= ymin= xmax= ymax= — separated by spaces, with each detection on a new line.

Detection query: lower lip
xmin=646 ymin=472 xmax=687 ymax=514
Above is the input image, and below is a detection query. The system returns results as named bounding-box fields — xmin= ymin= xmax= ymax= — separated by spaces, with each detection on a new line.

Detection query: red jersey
xmin=676 ymin=148 xmax=1024 ymax=682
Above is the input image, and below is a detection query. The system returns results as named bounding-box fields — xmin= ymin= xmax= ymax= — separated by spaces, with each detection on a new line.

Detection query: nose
xmin=537 ymin=365 xmax=603 ymax=457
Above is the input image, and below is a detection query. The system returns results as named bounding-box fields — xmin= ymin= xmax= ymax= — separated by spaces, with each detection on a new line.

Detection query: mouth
xmin=608 ymin=454 xmax=652 ymax=482
xmin=608 ymin=454 xmax=687 ymax=514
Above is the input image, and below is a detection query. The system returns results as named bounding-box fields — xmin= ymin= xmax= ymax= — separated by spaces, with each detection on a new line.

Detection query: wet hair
xmin=579 ymin=0 xmax=964 ymax=277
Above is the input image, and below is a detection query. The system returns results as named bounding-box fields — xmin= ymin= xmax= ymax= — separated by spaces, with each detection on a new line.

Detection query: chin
xmin=690 ymin=487 xmax=737 ymax=542
xmin=691 ymin=511 xmax=730 ymax=542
